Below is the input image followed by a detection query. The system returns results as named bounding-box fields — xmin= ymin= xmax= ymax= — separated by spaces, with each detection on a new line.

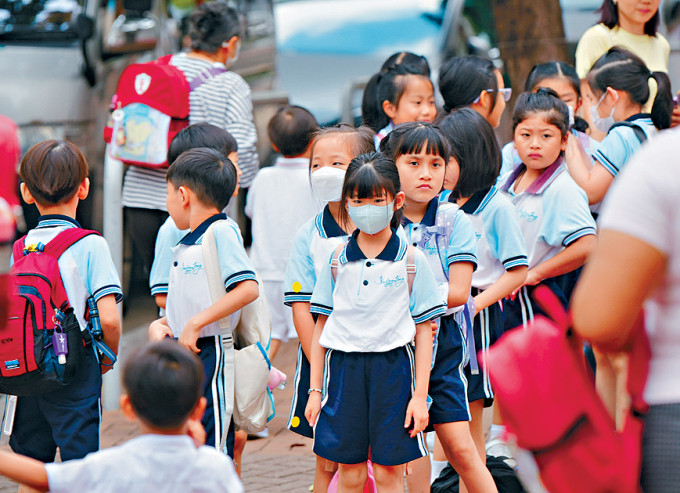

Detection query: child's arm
xmin=513 ymin=235 xmax=596 ymax=294
xmin=474 ymin=266 xmax=527 ymax=314
xmin=304 ymin=314 xmax=328 ymax=427
xmin=0 ymin=451 xmax=49 ymax=492
xmin=447 ymin=262 xmax=474 ymax=308
xmin=405 ymin=321 xmax=433 ymax=437
xmin=291 ymin=302 xmax=315 ymax=360
xmin=149 ymin=316 xmax=173 ymax=341
xmin=97 ymin=294 xmax=121 ymax=373
xmin=179 ymin=280 xmax=259 ymax=353
xmin=154 ymin=294 xmax=167 ymax=310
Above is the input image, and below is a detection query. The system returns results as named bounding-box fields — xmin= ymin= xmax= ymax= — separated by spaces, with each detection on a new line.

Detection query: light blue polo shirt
xmin=310 ymin=229 xmax=446 ymax=353
xmin=283 ymin=205 xmax=349 ymax=306
xmin=499 ymin=158 xmax=596 ymax=269
xmin=17 ymin=215 xmax=123 ymax=330
xmin=165 ymin=213 xmax=257 ymax=339
xmin=402 ymin=198 xmax=477 ymax=313
xmin=592 ymin=114 xmax=655 ymax=178
xmin=458 ymin=187 xmax=528 ymax=290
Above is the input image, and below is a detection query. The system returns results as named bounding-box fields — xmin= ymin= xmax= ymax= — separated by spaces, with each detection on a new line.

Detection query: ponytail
xmin=650 ymin=71 xmax=673 ymax=130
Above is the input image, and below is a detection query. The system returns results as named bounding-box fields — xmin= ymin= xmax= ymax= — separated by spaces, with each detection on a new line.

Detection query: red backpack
xmin=0 ymin=229 xmax=98 ymax=396
xmin=485 ymin=286 xmax=649 ymax=493
xmin=103 ymin=55 xmax=226 ymax=169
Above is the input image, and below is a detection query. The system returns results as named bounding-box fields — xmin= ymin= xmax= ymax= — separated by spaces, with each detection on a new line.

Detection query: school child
xmin=564 ymin=47 xmax=673 ymax=206
xmin=245 ymin=105 xmax=319 ymax=361
xmin=498 ymin=89 xmax=597 ymax=332
xmin=437 ymin=55 xmax=511 ymax=129
xmin=150 ymin=123 xmax=241 ymax=313
xmin=371 ymin=63 xmax=437 ymax=147
xmin=148 ymin=148 xmax=259 ymax=461
xmin=362 ymin=51 xmax=431 ymax=132
xmin=0 ymin=340 xmax=243 ymax=493
xmin=438 ymin=109 xmax=528 ymax=470
xmin=499 ymin=61 xmax=596 ymax=183
xmin=283 ymin=124 xmax=374 ymax=492
xmin=305 ymin=152 xmax=445 ymax=493
xmin=9 ymin=140 xmax=122 ymax=463
xmin=381 ymin=122 xmax=498 ymax=493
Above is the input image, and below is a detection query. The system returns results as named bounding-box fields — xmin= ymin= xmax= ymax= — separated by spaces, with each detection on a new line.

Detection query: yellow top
xmin=575 ymin=24 xmax=670 ymax=78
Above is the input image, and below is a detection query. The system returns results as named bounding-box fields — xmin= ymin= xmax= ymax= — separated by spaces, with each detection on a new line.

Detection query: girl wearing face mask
xmin=305 ymin=152 xmax=445 ymax=493
xmin=565 ymin=47 xmax=672 ymax=207
xmin=498 ymin=61 xmax=597 ymax=185
xmin=283 ymin=125 xmax=374 ymax=493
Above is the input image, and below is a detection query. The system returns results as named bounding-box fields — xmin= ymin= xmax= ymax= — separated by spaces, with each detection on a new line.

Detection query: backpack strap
xmin=627 ymin=311 xmax=650 ymax=416
xmin=189 ymin=66 xmax=228 ymax=92
xmin=330 ymin=244 xmax=345 ymax=283
xmin=608 ymin=121 xmax=647 ymax=145
xmin=433 ymin=203 xmax=458 ymax=280
xmin=42 ymin=228 xmax=100 ymax=258
xmin=12 ymin=236 xmax=26 ymax=260
xmin=405 ymin=245 xmax=416 ymax=294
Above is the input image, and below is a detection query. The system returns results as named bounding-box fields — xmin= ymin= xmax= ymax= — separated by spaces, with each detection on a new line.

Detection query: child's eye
xmin=332 ymin=162 xmax=344 ymax=166
xmin=311 ymin=163 xmax=319 ymax=169
xmin=410 ymin=160 xmax=419 ymax=166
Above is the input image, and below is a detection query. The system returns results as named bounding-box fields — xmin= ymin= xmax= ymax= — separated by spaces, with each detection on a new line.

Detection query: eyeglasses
xmin=473 ymin=87 xmax=512 ymax=104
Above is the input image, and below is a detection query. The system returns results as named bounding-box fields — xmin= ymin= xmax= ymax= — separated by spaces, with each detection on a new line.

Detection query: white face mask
xmin=223 ymin=39 xmax=241 ymax=69
xmin=567 ymin=105 xmax=575 ymax=127
xmin=590 ymin=91 xmax=618 ymax=133
xmin=311 ymin=167 xmax=346 ymax=203
xmin=347 ymin=201 xmax=395 ymax=235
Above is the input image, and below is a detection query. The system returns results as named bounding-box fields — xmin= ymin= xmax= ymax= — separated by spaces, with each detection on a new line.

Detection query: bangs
xmin=345 ymin=164 xmax=396 ymax=199
xmin=393 ymin=125 xmax=448 ymax=161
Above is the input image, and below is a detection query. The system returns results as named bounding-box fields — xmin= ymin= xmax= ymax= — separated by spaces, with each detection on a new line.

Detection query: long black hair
xmin=597 ymin=0 xmax=659 ymax=36
xmin=438 ymin=55 xmax=499 ymax=115
xmin=587 ymin=47 xmax=672 ymax=129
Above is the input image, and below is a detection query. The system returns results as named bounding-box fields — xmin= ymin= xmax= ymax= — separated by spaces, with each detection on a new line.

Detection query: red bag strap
xmin=156 ymin=54 xmax=174 ymax=65
xmin=627 ymin=311 xmax=650 ymax=414
xmin=532 ymin=284 xmax=571 ymax=332
xmin=12 ymin=236 xmax=26 ymax=260
xmin=42 ymin=228 xmax=100 ymax=259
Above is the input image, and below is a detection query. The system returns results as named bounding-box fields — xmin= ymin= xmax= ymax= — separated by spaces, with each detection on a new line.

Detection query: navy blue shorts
xmin=427 ymin=315 xmax=470 ymax=428
xmin=465 ymin=295 xmax=503 ymax=407
xmin=313 ymin=346 xmax=428 ymax=466
xmin=197 ymin=335 xmax=235 ymax=458
xmin=503 ymin=281 xmax=567 ymax=333
xmin=10 ymin=346 xmax=102 ymax=462
xmin=287 ymin=344 xmax=314 ymax=439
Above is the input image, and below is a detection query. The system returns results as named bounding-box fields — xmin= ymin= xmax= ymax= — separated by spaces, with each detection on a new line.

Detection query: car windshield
xmin=0 ymin=0 xmax=86 ymax=41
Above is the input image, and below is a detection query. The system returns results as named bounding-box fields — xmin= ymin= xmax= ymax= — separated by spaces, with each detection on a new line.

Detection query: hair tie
xmin=442 ymin=104 xmax=451 ymax=113
xmin=649 ymin=70 xmax=654 ymax=78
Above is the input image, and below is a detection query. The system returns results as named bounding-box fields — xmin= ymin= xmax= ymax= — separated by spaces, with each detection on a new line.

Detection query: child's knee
xmin=338 ymin=462 xmax=368 ymax=488
xmin=372 ymin=463 xmax=403 ymax=486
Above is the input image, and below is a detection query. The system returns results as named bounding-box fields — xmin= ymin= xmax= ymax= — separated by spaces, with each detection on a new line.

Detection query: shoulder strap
xmin=608 ymin=121 xmax=647 ymax=144
xmin=189 ymin=66 xmax=228 ymax=92
xmin=434 ymin=203 xmax=458 ymax=280
xmin=330 ymin=244 xmax=345 ymax=282
xmin=156 ymin=54 xmax=174 ymax=65
xmin=405 ymin=245 xmax=416 ymax=294
xmin=12 ymin=236 xmax=26 ymax=260
xmin=43 ymin=229 xmax=100 ymax=258
xmin=201 ymin=222 xmax=231 ymax=333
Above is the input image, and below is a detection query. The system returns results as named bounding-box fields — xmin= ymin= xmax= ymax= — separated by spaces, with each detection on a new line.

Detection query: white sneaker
xmin=248 ymin=427 xmax=269 ymax=439
xmin=486 ymin=436 xmax=517 ymax=469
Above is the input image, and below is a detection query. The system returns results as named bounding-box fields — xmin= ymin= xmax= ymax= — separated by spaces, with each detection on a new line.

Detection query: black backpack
xmin=430 ymin=455 xmax=526 ymax=493
xmin=608 ymin=121 xmax=647 ymax=144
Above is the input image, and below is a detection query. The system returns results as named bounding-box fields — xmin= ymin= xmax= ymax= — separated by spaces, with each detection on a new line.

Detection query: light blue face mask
xmin=590 ymin=91 xmax=618 ymax=133
xmin=347 ymin=200 xmax=394 ymax=235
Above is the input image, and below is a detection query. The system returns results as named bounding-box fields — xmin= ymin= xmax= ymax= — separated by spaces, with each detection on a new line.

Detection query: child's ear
xmin=190 ymin=397 xmax=207 ymax=421
xmin=178 ymin=186 xmax=191 ymax=207
xmin=19 ymin=183 xmax=35 ymax=205
xmin=382 ymin=99 xmax=397 ymax=120
xmin=120 ymin=394 xmax=136 ymax=422
xmin=394 ymin=191 xmax=406 ymax=209
xmin=561 ymin=133 xmax=569 ymax=151
xmin=77 ymin=178 xmax=90 ymax=200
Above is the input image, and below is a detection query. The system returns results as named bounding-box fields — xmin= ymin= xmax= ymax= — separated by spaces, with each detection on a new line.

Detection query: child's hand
xmin=179 ymin=318 xmax=202 ymax=353
xmin=304 ymin=391 xmax=322 ymax=427
xmin=510 ymin=269 xmax=542 ymax=298
xmin=430 ymin=321 xmax=438 ymax=341
xmin=187 ymin=418 xmax=207 ymax=448
xmin=149 ymin=319 xmax=173 ymax=342
xmin=404 ymin=395 xmax=429 ymax=438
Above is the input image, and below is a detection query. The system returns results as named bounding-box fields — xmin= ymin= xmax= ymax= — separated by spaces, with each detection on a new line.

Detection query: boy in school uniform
xmin=149 ymin=147 xmax=259 ymax=457
xmin=9 ymin=140 xmax=122 ymax=463
xmin=0 ymin=340 xmax=244 ymax=493
xmin=245 ymin=105 xmax=319 ymax=361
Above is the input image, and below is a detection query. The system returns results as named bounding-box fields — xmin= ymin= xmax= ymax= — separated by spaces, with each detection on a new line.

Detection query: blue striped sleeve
xmin=212 ymin=221 xmax=259 ymax=291
xmin=446 ymin=211 xmax=478 ymax=270
xmin=410 ymin=249 xmax=448 ymax=323
xmin=540 ymin=175 xmax=597 ymax=248
xmin=283 ymin=220 xmax=317 ymax=306
xmin=592 ymin=126 xmax=642 ymax=178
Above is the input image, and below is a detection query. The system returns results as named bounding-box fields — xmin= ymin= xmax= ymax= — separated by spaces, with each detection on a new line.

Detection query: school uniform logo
xmin=181 ymin=262 xmax=203 ymax=275
xmin=376 ymin=275 xmax=405 ymax=288
xmin=134 ymin=73 xmax=152 ymax=95
xmin=518 ymin=206 xmax=538 ymax=223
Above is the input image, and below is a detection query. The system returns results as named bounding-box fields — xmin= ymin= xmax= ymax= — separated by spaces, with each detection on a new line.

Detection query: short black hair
xmin=268 ymin=105 xmax=318 ymax=157
xmin=379 ymin=121 xmax=449 ymax=163
xmin=438 ymin=55 xmax=500 ymax=115
xmin=167 ymin=123 xmax=238 ymax=166
xmin=597 ymin=0 xmax=659 ymax=36
xmin=438 ymin=109 xmax=500 ymax=199
xmin=512 ymin=88 xmax=570 ymax=138
xmin=189 ymin=2 xmax=242 ymax=53
xmin=339 ymin=152 xmax=402 ymax=230
xmin=374 ymin=66 xmax=433 ymax=131
xmin=166 ymin=147 xmax=236 ymax=210
xmin=123 ymin=341 xmax=204 ymax=429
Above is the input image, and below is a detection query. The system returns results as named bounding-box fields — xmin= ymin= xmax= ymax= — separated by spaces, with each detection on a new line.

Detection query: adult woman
xmin=121 ymin=2 xmax=258 ymax=283
xmin=572 ymin=127 xmax=680 ymax=492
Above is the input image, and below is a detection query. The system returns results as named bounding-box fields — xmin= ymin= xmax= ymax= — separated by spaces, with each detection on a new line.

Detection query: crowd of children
xmin=1 ymin=14 xmax=678 ymax=493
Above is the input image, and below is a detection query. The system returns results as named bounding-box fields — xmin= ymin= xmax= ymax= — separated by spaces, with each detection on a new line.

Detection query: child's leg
xmin=372 ymin=463 xmax=404 ymax=493
xmin=611 ymin=352 xmax=631 ymax=432
xmin=338 ymin=462 xmax=369 ymax=493
xmin=434 ymin=421 xmax=498 ymax=493
xmin=288 ymin=345 xmax=314 ymax=438
xmin=405 ymin=456 xmax=430 ymax=493
xmin=594 ymin=347 xmax=617 ymax=421
xmin=314 ymin=456 xmax=337 ymax=493
xmin=263 ymin=280 xmax=287 ymax=362
xmin=468 ymin=400 xmax=486 ymax=462
xmin=233 ymin=430 xmax=247 ymax=476
xmin=269 ymin=338 xmax=282 ymax=361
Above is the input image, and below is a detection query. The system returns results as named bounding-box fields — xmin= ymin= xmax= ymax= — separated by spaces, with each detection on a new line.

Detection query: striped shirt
xmin=121 ymin=53 xmax=260 ymax=210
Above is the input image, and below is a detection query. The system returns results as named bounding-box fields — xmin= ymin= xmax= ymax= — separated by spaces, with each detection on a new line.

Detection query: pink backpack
xmin=327 ymin=460 xmax=378 ymax=493
xmin=485 ymin=286 xmax=649 ymax=493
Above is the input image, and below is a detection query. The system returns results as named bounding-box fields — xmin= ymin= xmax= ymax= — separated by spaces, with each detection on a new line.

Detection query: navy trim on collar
xmin=461 ymin=187 xmax=492 ymax=214
xmin=179 ymin=213 xmax=226 ymax=245
xmin=37 ymin=215 xmax=81 ymax=228
xmin=321 ymin=205 xmax=347 ymax=238
xmin=626 ymin=113 xmax=652 ymax=123
xmin=345 ymin=228 xmax=402 ymax=261
xmin=402 ymin=198 xmax=438 ymax=227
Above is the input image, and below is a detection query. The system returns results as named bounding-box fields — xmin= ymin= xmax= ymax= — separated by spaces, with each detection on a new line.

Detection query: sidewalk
xmin=0 ymin=313 xmax=315 ymax=492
